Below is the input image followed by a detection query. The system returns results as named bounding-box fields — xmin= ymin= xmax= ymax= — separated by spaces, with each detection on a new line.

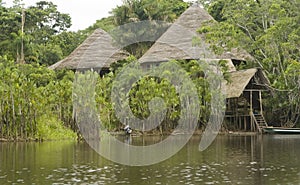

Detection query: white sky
xmin=2 ymin=0 xmax=123 ymax=31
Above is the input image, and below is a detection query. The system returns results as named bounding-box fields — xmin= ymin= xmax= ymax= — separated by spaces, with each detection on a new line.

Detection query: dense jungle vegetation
xmin=0 ymin=0 xmax=299 ymax=140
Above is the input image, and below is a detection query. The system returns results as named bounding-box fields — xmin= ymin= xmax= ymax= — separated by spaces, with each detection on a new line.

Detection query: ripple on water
xmin=71 ymin=177 xmax=81 ymax=183
xmin=155 ymin=174 xmax=162 ymax=178
xmin=204 ymin=181 xmax=215 ymax=185
xmin=116 ymin=180 xmax=129 ymax=184
xmin=250 ymin=161 xmax=257 ymax=165
xmin=194 ymin=178 xmax=203 ymax=182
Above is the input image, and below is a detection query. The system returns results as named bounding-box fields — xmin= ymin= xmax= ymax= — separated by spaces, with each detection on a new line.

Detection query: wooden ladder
xmin=251 ymin=112 xmax=268 ymax=132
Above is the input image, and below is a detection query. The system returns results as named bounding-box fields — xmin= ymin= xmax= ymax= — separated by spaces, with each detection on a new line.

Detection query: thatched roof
xmin=139 ymin=4 xmax=253 ymax=64
xmin=49 ymin=29 xmax=129 ymax=70
xmin=223 ymin=68 xmax=270 ymax=98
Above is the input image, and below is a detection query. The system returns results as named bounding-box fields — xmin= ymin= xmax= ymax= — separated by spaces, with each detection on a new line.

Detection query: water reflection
xmin=0 ymin=135 xmax=300 ymax=184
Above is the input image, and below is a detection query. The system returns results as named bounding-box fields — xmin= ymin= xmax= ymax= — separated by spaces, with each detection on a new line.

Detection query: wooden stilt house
xmin=223 ymin=68 xmax=270 ymax=132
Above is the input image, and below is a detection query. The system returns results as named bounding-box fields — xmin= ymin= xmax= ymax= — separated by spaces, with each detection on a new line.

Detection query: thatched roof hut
xmin=222 ymin=68 xmax=271 ymax=132
xmin=49 ymin=29 xmax=129 ymax=70
xmin=223 ymin=68 xmax=270 ymax=99
xmin=138 ymin=4 xmax=253 ymax=69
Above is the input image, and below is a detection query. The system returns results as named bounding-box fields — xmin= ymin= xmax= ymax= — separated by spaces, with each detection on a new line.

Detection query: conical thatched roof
xmin=49 ymin=29 xmax=129 ymax=70
xmin=139 ymin=4 xmax=253 ymax=65
xmin=223 ymin=68 xmax=270 ymax=98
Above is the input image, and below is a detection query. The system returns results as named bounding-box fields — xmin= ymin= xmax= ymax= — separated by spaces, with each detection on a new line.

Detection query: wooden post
xmin=251 ymin=135 xmax=254 ymax=161
xmin=244 ymin=116 xmax=247 ymax=131
xmin=259 ymin=90 xmax=263 ymax=115
xmin=235 ymin=98 xmax=238 ymax=127
xmin=250 ymin=90 xmax=253 ymax=112
xmin=250 ymin=90 xmax=253 ymax=131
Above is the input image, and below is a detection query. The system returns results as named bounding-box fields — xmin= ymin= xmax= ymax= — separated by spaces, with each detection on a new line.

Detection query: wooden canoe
xmin=263 ymin=127 xmax=300 ymax=134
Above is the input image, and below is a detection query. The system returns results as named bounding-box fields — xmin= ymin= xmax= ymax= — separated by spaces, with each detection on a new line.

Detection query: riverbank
xmin=0 ymin=129 xmax=260 ymax=142
xmin=0 ymin=137 xmax=77 ymax=142
xmin=95 ymin=129 xmax=259 ymax=138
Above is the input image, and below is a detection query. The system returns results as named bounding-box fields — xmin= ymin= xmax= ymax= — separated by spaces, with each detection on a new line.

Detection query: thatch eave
xmin=223 ymin=68 xmax=270 ymax=99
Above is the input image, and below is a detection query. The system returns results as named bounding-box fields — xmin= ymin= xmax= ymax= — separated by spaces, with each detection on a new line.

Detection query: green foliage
xmin=112 ymin=0 xmax=188 ymax=24
xmin=207 ymin=0 xmax=226 ymax=22
xmin=91 ymin=58 xmax=224 ymax=132
xmin=0 ymin=56 xmax=76 ymax=140
xmin=36 ymin=115 xmax=77 ymax=140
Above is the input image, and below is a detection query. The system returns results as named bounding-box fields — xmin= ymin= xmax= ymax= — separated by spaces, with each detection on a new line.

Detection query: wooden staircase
xmin=251 ymin=112 xmax=268 ymax=132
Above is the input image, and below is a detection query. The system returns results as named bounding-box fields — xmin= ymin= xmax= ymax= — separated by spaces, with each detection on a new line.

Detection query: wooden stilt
xmin=250 ymin=90 xmax=253 ymax=131
xmin=259 ymin=90 xmax=263 ymax=115
xmin=244 ymin=116 xmax=247 ymax=131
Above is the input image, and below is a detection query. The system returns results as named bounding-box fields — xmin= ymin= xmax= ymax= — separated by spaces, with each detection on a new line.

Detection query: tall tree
xmin=25 ymin=1 xmax=71 ymax=43
xmin=0 ymin=1 xmax=75 ymax=65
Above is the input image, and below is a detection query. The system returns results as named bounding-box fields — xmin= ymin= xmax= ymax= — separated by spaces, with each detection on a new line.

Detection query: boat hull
xmin=263 ymin=127 xmax=300 ymax=134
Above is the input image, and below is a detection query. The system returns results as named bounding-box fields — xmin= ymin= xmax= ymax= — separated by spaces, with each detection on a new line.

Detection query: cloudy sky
xmin=3 ymin=0 xmax=123 ymax=31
